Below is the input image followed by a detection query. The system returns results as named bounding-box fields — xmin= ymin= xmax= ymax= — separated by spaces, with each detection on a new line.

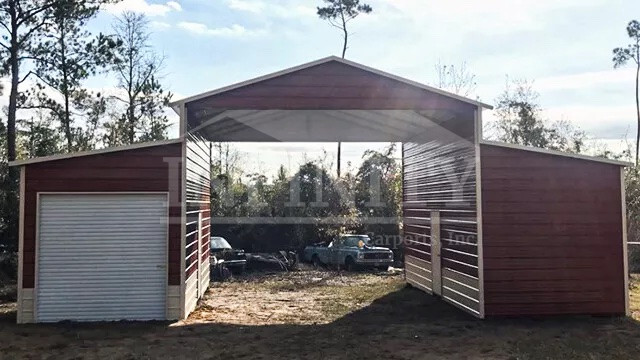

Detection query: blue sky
xmin=94 ymin=0 xmax=640 ymax=137
xmin=5 ymin=0 xmax=640 ymax=175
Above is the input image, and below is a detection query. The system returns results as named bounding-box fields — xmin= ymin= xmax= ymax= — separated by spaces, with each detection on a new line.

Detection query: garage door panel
xmin=37 ymin=194 xmax=167 ymax=322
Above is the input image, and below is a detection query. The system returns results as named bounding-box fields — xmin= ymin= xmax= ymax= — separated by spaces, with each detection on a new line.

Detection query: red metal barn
xmin=11 ymin=140 xmax=209 ymax=323
xmin=478 ymin=142 xmax=628 ymax=316
xmin=10 ymin=56 xmax=629 ymax=323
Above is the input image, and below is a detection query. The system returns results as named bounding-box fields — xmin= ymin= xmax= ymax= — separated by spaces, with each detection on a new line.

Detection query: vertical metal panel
xmin=36 ymin=194 xmax=167 ymax=322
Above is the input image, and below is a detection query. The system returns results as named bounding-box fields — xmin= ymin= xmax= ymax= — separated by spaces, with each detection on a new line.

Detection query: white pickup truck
xmin=303 ymin=234 xmax=394 ymax=271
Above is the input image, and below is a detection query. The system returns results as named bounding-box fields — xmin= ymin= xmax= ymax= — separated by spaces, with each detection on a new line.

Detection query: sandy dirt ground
xmin=0 ymin=271 xmax=640 ymax=359
xmin=185 ymin=269 xmax=404 ymax=326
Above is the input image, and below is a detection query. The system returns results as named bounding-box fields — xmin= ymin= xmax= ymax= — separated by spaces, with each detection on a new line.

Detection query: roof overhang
xmin=169 ymin=56 xmax=494 ymax=112
xmin=186 ymin=109 xmax=474 ymax=143
xmin=9 ymin=138 xmax=184 ymax=167
xmin=480 ymin=140 xmax=632 ymax=167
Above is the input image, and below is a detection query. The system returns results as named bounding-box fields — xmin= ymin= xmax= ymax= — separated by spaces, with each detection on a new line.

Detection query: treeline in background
xmin=0 ymin=0 xmax=639 ymax=281
xmin=0 ymin=1 xmax=173 ymax=282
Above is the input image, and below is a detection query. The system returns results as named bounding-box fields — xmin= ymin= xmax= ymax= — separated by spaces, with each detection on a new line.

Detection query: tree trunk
xmin=341 ymin=28 xmax=348 ymax=59
xmin=337 ymin=9 xmax=348 ymax=177
xmin=128 ymin=102 xmax=135 ymax=144
xmin=8 ymin=52 xmax=18 ymax=163
xmin=128 ymin=37 xmax=135 ymax=144
xmin=337 ymin=142 xmax=342 ymax=178
xmin=5 ymin=0 xmax=21 ymax=250
xmin=340 ymin=9 xmax=348 ymax=59
xmin=636 ymin=62 xmax=640 ymax=167
xmin=7 ymin=3 xmax=18 ymax=163
xmin=59 ymin=18 xmax=73 ymax=152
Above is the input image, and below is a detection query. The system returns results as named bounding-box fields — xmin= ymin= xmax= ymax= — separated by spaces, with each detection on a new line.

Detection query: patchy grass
xmin=630 ymin=274 xmax=640 ymax=319
xmin=186 ymin=269 xmax=405 ymax=325
xmin=0 ymin=271 xmax=639 ymax=359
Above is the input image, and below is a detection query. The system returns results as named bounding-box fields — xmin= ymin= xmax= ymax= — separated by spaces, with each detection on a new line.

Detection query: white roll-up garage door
xmin=37 ymin=194 xmax=168 ymax=322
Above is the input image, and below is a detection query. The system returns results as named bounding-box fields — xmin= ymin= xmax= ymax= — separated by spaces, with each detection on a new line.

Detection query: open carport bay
xmin=1 ymin=272 xmax=640 ymax=359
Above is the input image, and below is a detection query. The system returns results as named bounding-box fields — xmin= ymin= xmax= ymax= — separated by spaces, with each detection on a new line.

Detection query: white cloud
xmin=151 ymin=21 xmax=172 ymax=30
xmin=380 ymin=0 xmax=605 ymax=35
xmin=177 ymin=22 xmax=266 ymax=38
xmin=103 ymin=0 xmax=183 ymax=17
xmin=535 ymin=68 xmax=636 ymax=91
xmin=484 ymin=103 xmax=636 ymax=142
xmin=166 ymin=1 xmax=182 ymax=11
xmin=544 ymin=104 xmax=636 ymax=137
xmin=227 ymin=0 xmax=262 ymax=13
xmin=226 ymin=0 xmax=315 ymax=19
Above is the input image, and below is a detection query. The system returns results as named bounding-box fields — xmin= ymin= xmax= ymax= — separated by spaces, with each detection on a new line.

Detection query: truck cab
xmin=304 ymin=234 xmax=394 ymax=271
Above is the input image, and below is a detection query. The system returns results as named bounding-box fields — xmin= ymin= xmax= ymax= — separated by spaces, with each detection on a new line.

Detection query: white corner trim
xmin=480 ymin=139 xmax=632 ymax=167
xmin=474 ymin=108 xmax=485 ymax=319
xmin=17 ymin=166 xmax=25 ymax=324
xmin=621 ymin=167 xmax=630 ymax=316
xmin=169 ymin=56 xmax=493 ymax=111
xmin=9 ymin=138 xmax=184 ymax=167
xmin=179 ymin=123 xmax=187 ymax=320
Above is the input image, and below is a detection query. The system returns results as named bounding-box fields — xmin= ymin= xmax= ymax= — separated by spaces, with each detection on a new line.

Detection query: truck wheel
xmin=345 ymin=257 xmax=356 ymax=272
xmin=312 ymin=255 xmax=322 ymax=269
xmin=237 ymin=264 xmax=246 ymax=275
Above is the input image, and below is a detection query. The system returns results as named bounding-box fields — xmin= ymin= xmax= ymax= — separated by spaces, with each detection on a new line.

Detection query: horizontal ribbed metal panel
xmin=37 ymin=194 xmax=167 ymax=322
xmin=405 ymin=255 xmax=433 ymax=293
xmin=185 ymin=132 xmax=211 ymax=315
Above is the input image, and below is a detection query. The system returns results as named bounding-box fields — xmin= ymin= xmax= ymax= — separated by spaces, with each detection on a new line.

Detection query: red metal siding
xmin=22 ymin=143 xmax=183 ymax=288
xmin=186 ymin=61 xmax=476 ymax=127
xmin=480 ymin=144 xmax=625 ymax=316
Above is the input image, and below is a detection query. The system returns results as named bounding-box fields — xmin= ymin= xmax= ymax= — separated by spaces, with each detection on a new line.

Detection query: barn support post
xmin=197 ymin=212 xmax=203 ymax=298
xmin=430 ymin=211 xmax=442 ymax=296
xmin=179 ymin=103 xmax=188 ymax=319
xmin=622 ymin=167 xmax=629 ymax=316
xmin=17 ymin=166 xmax=28 ymax=323
xmin=474 ymin=107 xmax=485 ymax=318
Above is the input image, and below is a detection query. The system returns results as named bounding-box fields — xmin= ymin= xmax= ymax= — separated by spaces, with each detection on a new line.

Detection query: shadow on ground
xmin=1 ymin=287 xmax=640 ymax=359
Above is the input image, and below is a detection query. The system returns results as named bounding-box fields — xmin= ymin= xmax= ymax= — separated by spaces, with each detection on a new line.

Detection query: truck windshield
xmin=211 ymin=237 xmax=232 ymax=249
xmin=343 ymin=236 xmax=371 ymax=247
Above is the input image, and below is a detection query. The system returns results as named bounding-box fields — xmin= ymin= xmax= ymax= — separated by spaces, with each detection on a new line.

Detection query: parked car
xmin=303 ymin=234 xmax=393 ymax=271
xmin=210 ymin=236 xmax=247 ymax=275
